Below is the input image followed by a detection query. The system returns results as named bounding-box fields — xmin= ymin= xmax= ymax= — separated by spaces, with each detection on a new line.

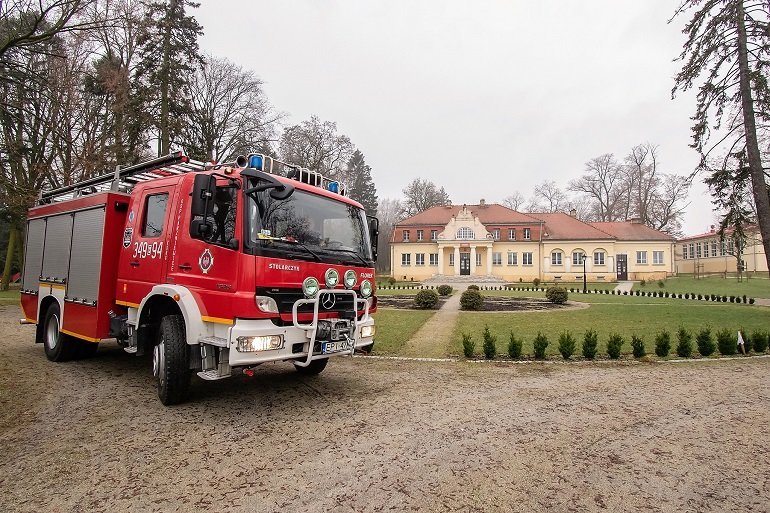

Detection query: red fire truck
xmin=19 ymin=152 xmax=378 ymax=405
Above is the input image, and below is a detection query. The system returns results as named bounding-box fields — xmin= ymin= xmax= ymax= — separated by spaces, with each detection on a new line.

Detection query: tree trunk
xmin=1 ymin=227 xmax=18 ymax=291
xmin=736 ymin=0 xmax=770 ymax=277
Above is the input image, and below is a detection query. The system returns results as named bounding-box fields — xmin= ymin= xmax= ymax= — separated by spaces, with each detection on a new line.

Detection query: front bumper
xmin=228 ymin=289 xmax=374 ymax=367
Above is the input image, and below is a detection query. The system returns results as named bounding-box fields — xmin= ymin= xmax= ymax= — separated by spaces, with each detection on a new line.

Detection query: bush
xmin=716 ymin=329 xmax=736 ymax=355
xmin=532 ymin=278 xmax=541 ymax=287
xmin=507 ymin=332 xmax=522 ymax=359
xmin=545 ymin=286 xmax=568 ymax=305
xmin=582 ymin=329 xmax=598 ymax=359
xmin=437 ymin=284 xmax=453 ymax=296
xmin=460 ymin=289 xmax=483 ymax=310
xmin=657 ymin=280 xmax=665 ymax=288
xmin=654 ymin=331 xmax=671 ymax=357
xmin=413 ymin=289 xmax=439 ymax=309
xmin=387 ymin=276 xmax=396 ymax=285
xmin=462 ymin=333 xmax=475 ymax=358
xmin=696 ymin=328 xmax=716 ymax=357
xmin=751 ymin=331 xmax=768 ymax=353
xmin=631 ymin=335 xmax=645 ymax=358
xmin=606 ymin=333 xmax=623 ymax=359
xmin=558 ymin=331 xmax=576 ymax=360
xmin=533 ymin=332 xmax=549 ymax=359
xmin=482 ymin=325 xmax=497 ymax=359
xmin=676 ymin=327 xmax=693 ymax=358
xmin=639 ymin=279 xmax=646 ymax=287
xmin=467 ymin=284 xmax=479 ymax=291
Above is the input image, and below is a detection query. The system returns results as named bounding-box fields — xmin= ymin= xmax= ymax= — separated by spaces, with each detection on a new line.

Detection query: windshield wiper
xmin=332 ymin=247 xmax=371 ymax=267
xmin=257 ymin=234 xmax=321 ymax=262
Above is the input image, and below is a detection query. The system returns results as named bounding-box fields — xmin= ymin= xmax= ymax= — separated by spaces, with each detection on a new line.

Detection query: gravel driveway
xmin=0 ymin=305 xmax=768 ymax=512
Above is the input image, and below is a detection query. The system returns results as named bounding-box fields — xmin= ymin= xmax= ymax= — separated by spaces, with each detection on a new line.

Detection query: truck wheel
xmin=294 ymin=358 xmax=328 ymax=375
xmin=153 ymin=314 xmax=191 ymax=405
xmin=43 ymin=302 xmax=78 ymax=362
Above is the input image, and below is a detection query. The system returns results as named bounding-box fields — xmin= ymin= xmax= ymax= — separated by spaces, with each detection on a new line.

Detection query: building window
xmin=522 ymin=252 xmax=533 ymax=265
xmin=551 ymin=251 xmax=562 ymax=265
xmin=508 ymin=252 xmax=517 ymax=265
xmin=417 ymin=230 xmax=424 ymax=241
xmin=689 ymin=243 xmax=694 ymax=258
xmin=653 ymin=251 xmax=664 ymax=265
xmin=492 ymin=229 xmax=500 ymax=240
xmin=476 ymin=253 xmax=482 ymax=267
xmin=430 ymin=230 xmax=437 ymax=241
xmin=508 ymin=228 xmax=515 ymax=240
xmin=711 ymin=240 xmax=717 ymax=257
xmin=492 ymin=252 xmax=502 ymax=265
xmin=457 ymin=227 xmax=474 ymax=239
xmin=403 ymin=230 xmax=410 ymax=242
xmin=416 ymin=253 xmax=425 ymax=266
xmin=682 ymin=244 xmax=689 ymax=259
xmin=449 ymin=253 xmax=455 ymax=266
xmin=523 ymin=228 xmax=531 ymax=240
xmin=594 ymin=251 xmax=605 ymax=265
xmin=401 ymin=253 xmax=411 ymax=266
xmin=727 ymin=239 xmax=734 ymax=254
xmin=720 ymin=240 xmax=726 ymax=256
xmin=636 ymin=251 xmax=647 ymax=264
xmin=572 ymin=251 xmax=584 ymax=266
xmin=429 ymin=253 xmax=438 ymax=266
xmin=696 ymin=242 xmax=702 ymax=258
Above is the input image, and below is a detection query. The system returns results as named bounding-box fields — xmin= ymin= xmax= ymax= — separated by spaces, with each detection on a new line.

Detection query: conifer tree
xmin=346 ymin=150 xmax=378 ymax=216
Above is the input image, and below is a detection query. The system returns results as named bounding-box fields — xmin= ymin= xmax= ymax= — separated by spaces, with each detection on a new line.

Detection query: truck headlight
xmin=360 ymin=280 xmax=372 ymax=298
xmin=255 ymin=296 xmax=278 ymax=313
xmin=344 ymin=269 xmax=357 ymax=289
xmin=361 ymin=325 xmax=375 ymax=338
xmin=325 ymin=268 xmax=339 ymax=288
xmin=303 ymin=277 xmax=319 ymax=298
xmin=236 ymin=335 xmax=284 ymax=352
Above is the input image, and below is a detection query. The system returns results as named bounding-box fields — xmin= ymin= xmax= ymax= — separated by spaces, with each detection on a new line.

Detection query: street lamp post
xmin=582 ymin=254 xmax=587 ymax=294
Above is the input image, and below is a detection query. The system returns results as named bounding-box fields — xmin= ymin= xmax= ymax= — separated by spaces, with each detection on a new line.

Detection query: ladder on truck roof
xmin=38 ymin=152 xmax=208 ymax=205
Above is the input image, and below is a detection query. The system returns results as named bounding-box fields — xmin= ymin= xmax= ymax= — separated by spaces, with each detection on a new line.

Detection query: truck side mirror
xmin=367 ymin=215 xmax=379 ymax=262
xmin=190 ymin=174 xmax=215 ymax=239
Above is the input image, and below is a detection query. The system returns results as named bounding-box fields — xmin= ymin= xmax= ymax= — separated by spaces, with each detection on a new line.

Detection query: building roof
xmin=398 ymin=204 xmax=542 ymax=226
xmin=678 ymin=225 xmax=758 ymax=242
xmin=590 ymin=222 xmax=675 ymax=241
xmin=527 ymin=212 xmax=614 ymax=240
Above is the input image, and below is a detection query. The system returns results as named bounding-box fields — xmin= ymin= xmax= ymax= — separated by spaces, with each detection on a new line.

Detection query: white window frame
xmin=682 ymin=244 xmax=689 ymax=260
xmin=492 ymin=229 xmax=500 ymax=240
xmin=476 ymin=253 xmax=482 ymax=266
xmin=523 ymin=228 xmax=531 ymax=240
xmin=508 ymin=252 xmax=517 ymax=265
xmin=416 ymin=230 xmax=424 ymax=241
xmin=653 ymin=251 xmax=664 ymax=265
xmin=430 ymin=230 xmax=437 ymax=241
xmin=636 ymin=251 xmax=647 ymax=264
xmin=509 ymin=228 xmax=516 ymax=240
xmin=594 ymin=251 xmax=605 ymax=265
xmin=403 ymin=230 xmax=410 ymax=242
xmin=415 ymin=253 xmax=425 ymax=266
xmin=522 ymin=252 xmax=533 ymax=266
xmin=429 ymin=253 xmax=438 ymax=266
xmin=551 ymin=251 xmax=562 ymax=265
xmin=492 ymin=252 xmax=502 ymax=265
xmin=457 ymin=227 xmax=474 ymax=240
xmin=710 ymin=240 xmax=717 ymax=257
xmin=572 ymin=251 xmax=584 ymax=266
xmin=401 ymin=253 xmax=411 ymax=266
xmin=449 ymin=253 xmax=455 ymax=266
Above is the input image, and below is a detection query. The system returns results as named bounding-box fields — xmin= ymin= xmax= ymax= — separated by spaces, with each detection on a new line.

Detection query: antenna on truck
xmin=38 ymin=152 xmax=208 ymax=204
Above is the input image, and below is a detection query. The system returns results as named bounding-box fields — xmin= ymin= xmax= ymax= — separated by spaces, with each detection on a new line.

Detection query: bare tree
xmin=401 ymin=178 xmax=451 ymax=217
xmin=278 ymin=115 xmax=354 ymax=179
xmin=568 ymin=154 xmax=627 ymax=221
xmin=527 ymin=180 xmax=567 ymax=212
xmin=501 ymin=191 xmax=524 ymax=210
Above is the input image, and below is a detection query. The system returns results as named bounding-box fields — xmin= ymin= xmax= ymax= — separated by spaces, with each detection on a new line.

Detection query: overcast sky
xmin=195 ymin=0 xmax=714 ymax=235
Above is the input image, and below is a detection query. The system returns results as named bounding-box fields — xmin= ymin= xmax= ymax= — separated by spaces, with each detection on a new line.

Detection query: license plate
xmin=322 ymin=340 xmax=353 ymax=354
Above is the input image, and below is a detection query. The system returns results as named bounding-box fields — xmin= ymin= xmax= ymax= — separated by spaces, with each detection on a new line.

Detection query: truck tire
xmin=153 ymin=314 xmax=191 ymax=405
xmin=43 ymin=302 xmax=78 ymax=362
xmin=294 ymin=358 xmax=328 ymax=375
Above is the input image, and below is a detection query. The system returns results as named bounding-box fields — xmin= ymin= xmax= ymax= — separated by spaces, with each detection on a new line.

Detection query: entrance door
xmin=616 ymin=254 xmax=628 ymax=281
xmin=460 ymin=253 xmax=471 ymax=275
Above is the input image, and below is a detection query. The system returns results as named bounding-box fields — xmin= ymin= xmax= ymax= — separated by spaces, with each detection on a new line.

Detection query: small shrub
xmin=482 ymin=325 xmax=497 ymax=359
xmin=467 ymin=284 xmax=479 ymax=291
xmin=657 ymin=280 xmax=664 ymax=288
xmin=532 ymin=278 xmax=541 ymax=287
xmin=716 ymin=329 xmax=736 ymax=355
xmin=545 ymin=286 xmax=568 ymax=305
xmin=749 ymin=297 xmax=755 ymax=305
xmin=676 ymin=327 xmax=693 ymax=358
xmin=606 ymin=333 xmax=623 ymax=359
xmin=413 ymin=289 xmax=439 ymax=309
xmin=460 ymin=289 xmax=483 ymax=311
xmin=582 ymin=329 xmax=598 ymax=359
xmin=462 ymin=333 xmax=475 ymax=358
xmin=507 ymin=332 xmax=522 ymax=359
xmin=437 ymin=284 xmax=453 ymax=296
xmin=696 ymin=328 xmax=716 ymax=357
xmin=387 ymin=276 xmax=396 ymax=285
xmin=631 ymin=335 xmax=645 ymax=358
xmin=558 ymin=331 xmax=576 ymax=360
xmin=654 ymin=331 xmax=671 ymax=357
xmin=533 ymin=332 xmax=549 ymax=359
xmin=751 ymin=331 xmax=768 ymax=353
xmin=639 ymin=279 xmax=646 ymax=287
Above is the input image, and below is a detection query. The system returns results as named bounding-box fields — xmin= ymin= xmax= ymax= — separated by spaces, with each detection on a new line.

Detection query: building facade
xmin=674 ymin=225 xmax=768 ymax=275
xmin=390 ymin=203 xmax=675 ymax=282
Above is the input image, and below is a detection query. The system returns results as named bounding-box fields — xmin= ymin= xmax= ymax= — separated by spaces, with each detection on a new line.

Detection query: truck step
xmin=198 ymin=336 xmax=228 ymax=347
xmin=197 ymin=370 xmax=231 ymax=381
xmin=124 ymin=346 xmax=138 ymax=354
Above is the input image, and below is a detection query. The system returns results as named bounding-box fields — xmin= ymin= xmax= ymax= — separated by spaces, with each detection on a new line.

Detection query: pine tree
xmin=346 ymin=150 xmax=379 ymax=216
xmin=135 ymin=0 xmax=204 ymax=155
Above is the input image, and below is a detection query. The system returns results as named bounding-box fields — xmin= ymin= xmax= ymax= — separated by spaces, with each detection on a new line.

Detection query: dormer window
xmin=456 ymin=227 xmax=474 ymax=239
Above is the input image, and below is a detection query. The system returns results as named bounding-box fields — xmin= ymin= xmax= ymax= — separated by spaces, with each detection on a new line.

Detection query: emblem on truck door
xmin=199 ymin=249 xmax=214 ymax=274
xmin=123 ymin=228 xmax=133 ymax=248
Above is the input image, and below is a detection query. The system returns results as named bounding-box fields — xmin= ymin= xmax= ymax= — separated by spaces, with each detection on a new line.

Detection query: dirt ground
xmin=0 ymin=306 xmax=768 ymax=513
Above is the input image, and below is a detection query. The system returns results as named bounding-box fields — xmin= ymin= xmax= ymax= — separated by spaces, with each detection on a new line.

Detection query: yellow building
xmin=390 ymin=203 xmax=675 ymax=282
xmin=674 ymin=225 xmax=768 ymax=275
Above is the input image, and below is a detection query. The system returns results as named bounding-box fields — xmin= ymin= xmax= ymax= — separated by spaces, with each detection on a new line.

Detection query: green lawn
xmin=0 ymin=289 xmax=19 ymax=306
xmin=637 ymin=275 xmax=770 ymax=298
xmin=371 ymin=308 xmax=436 ymax=354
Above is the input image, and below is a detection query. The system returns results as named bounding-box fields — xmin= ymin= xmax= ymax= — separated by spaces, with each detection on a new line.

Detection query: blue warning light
xmin=249 ymin=155 xmax=263 ymax=170
xmin=327 ymin=181 xmax=339 ymax=193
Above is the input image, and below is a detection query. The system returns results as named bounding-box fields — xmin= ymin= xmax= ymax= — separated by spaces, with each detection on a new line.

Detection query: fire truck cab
xmin=20 ymin=153 xmax=378 ymax=405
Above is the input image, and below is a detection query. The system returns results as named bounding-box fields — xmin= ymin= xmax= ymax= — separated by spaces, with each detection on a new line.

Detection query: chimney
xmin=710 ymin=225 xmax=715 ymax=233
xmin=479 ymin=199 xmax=486 ymax=207
xmin=569 ymin=208 xmax=577 ymax=218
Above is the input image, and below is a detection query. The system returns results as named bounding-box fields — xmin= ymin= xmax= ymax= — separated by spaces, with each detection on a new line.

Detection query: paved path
xmin=401 ymin=291 xmax=462 ymax=358
xmin=614 ymin=280 xmax=634 ymax=293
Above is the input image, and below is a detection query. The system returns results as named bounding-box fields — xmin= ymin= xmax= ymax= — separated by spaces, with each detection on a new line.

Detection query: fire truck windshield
xmin=247 ymin=187 xmax=373 ymax=265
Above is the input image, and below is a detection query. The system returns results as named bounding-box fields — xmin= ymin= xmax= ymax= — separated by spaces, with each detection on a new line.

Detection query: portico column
xmin=486 ymin=245 xmax=493 ymax=275
xmin=470 ymin=246 xmax=477 ymax=274
xmin=454 ymin=247 xmax=460 ymax=275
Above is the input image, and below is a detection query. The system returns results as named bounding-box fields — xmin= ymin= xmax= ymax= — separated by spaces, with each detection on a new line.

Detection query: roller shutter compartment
xmin=66 ymin=207 xmax=106 ymax=305
xmin=22 ymin=219 xmax=46 ymax=292
xmin=41 ymin=214 xmax=74 ymax=283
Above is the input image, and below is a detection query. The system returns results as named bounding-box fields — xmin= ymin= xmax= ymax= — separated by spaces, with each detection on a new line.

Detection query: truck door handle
xmin=129 ymin=261 xmax=140 ymax=267
xmin=179 ymin=263 xmax=192 ymax=271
